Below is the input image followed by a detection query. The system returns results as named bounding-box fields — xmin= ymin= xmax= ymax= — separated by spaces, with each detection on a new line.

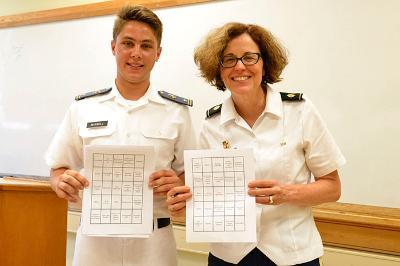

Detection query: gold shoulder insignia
xmin=206 ymin=104 xmax=222 ymax=119
xmin=280 ymin=92 xmax=304 ymax=101
xmin=75 ymin=87 xmax=112 ymax=101
xmin=158 ymin=91 xmax=193 ymax=107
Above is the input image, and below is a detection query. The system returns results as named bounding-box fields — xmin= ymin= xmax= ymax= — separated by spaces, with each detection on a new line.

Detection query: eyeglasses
xmin=220 ymin=52 xmax=261 ymax=68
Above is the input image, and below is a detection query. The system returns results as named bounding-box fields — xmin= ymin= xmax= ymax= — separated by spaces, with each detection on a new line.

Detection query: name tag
xmin=87 ymin=120 xmax=108 ymax=128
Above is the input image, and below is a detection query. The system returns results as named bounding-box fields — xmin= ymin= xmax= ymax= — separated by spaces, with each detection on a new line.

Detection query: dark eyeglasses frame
xmin=220 ymin=52 xmax=261 ymax=68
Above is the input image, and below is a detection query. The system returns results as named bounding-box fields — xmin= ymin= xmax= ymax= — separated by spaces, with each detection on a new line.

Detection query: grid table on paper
xmin=89 ymin=153 xmax=145 ymax=225
xmin=192 ymin=156 xmax=246 ymax=232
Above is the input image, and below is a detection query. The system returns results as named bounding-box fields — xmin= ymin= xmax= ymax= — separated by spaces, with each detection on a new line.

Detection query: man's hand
xmin=50 ymin=168 xmax=89 ymax=202
xmin=149 ymin=169 xmax=184 ymax=197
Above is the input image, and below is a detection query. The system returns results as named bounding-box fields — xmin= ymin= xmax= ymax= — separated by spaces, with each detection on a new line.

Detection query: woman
xmin=167 ymin=22 xmax=345 ymax=266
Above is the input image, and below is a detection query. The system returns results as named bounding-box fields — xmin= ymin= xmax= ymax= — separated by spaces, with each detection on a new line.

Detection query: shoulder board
xmin=75 ymin=88 xmax=112 ymax=101
xmin=280 ymin=92 xmax=304 ymax=101
xmin=206 ymin=104 xmax=222 ymax=119
xmin=158 ymin=90 xmax=193 ymax=107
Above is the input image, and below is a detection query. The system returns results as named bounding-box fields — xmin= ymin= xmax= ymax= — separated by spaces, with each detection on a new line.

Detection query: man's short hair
xmin=113 ymin=5 xmax=163 ymax=47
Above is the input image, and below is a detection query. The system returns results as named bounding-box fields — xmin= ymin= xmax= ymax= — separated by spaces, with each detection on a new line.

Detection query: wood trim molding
xmin=0 ymin=0 xmax=215 ymax=29
xmin=172 ymin=202 xmax=400 ymax=256
xmin=313 ymin=202 xmax=400 ymax=256
xmin=0 ymin=176 xmax=51 ymax=192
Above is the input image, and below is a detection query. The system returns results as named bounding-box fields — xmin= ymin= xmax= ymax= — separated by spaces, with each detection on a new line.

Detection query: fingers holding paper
xmin=166 ymin=186 xmax=192 ymax=217
xmin=149 ymin=169 xmax=184 ymax=196
xmin=50 ymin=168 xmax=89 ymax=203
xmin=248 ymin=179 xmax=285 ymax=205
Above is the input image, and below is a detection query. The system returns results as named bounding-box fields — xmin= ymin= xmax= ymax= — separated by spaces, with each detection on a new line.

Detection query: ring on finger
xmin=268 ymin=195 xmax=274 ymax=204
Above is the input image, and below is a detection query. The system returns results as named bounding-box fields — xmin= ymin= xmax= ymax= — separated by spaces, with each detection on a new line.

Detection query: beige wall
xmin=0 ymin=0 xmax=105 ymax=16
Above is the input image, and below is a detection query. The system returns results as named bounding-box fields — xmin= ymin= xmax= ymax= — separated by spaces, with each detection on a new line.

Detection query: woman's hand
xmin=248 ymin=170 xmax=341 ymax=206
xmin=166 ymin=186 xmax=192 ymax=217
xmin=248 ymin=179 xmax=286 ymax=205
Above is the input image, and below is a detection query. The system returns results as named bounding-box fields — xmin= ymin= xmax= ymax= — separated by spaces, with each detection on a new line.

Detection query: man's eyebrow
xmin=121 ymin=36 xmax=134 ymax=40
xmin=120 ymin=36 xmax=154 ymax=43
xmin=141 ymin=39 xmax=155 ymax=44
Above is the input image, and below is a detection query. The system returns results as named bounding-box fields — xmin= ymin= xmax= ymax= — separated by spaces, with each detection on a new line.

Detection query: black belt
xmin=155 ymin=218 xmax=170 ymax=229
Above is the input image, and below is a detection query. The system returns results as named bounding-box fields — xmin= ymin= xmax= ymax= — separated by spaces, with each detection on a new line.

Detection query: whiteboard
xmin=1 ymin=0 xmax=399 ymax=208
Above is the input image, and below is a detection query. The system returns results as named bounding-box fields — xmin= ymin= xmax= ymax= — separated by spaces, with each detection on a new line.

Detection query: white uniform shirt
xmin=199 ymin=86 xmax=346 ymax=265
xmin=45 ymin=84 xmax=196 ymax=266
xmin=46 ymin=84 xmax=196 ymax=218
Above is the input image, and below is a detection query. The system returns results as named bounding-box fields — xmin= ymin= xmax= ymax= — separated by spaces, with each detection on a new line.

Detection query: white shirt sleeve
xmin=198 ymin=120 xmax=213 ymax=150
xmin=170 ymin=107 xmax=197 ymax=175
xmin=302 ymin=98 xmax=346 ymax=177
xmin=44 ymin=104 xmax=83 ymax=171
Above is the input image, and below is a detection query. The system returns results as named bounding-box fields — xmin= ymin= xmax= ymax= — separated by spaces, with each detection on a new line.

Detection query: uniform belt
xmin=155 ymin=218 xmax=171 ymax=229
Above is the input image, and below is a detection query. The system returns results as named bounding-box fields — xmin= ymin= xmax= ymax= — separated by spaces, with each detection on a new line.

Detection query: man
xmin=45 ymin=5 xmax=195 ymax=266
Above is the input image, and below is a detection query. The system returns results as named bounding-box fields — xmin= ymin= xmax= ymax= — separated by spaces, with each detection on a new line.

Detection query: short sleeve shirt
xmin=45 ymin=84 xmax=196 ymax=218
xmin=199 ymin=86 xmax=346 ymax=265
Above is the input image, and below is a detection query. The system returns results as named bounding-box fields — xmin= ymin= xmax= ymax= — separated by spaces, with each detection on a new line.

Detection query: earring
xmin=262 ymin=77 xmax=268 ymax=85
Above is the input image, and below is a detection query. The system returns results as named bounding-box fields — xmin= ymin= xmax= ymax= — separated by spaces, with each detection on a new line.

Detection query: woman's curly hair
xmin=194 ymin=22 xmax=288 ymax=91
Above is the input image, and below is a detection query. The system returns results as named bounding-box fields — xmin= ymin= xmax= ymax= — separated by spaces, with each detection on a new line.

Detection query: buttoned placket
xmin=245 ymin=111 xmax=289 ymax=238
xmin=221 ymin=116 xmax=261 ymax=236
xmin=125 ymin=104 xmax=148 ymax=144
xmin=112 ymin=92 xmax=150 ymax=144
xmin=125 ymin=109 xmax=138 ymax=142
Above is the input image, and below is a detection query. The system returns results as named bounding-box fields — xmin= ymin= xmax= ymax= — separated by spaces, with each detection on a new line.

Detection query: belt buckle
xmin=153 ymin=218 xmax=171 ymax=230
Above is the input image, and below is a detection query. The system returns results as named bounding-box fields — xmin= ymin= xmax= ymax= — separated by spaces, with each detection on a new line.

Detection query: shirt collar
xmin=264 ymin=85 xmax=283 ymax=118
xmin=96 ymin=85 xmax=116 ymax=103
xmin=98 ymin=83 xmax=165 ymax=106
xmin=220 ymin=96 xmax=238 ymax=125
xmin=148 ymin=86 xmax=166 ymax=105
xmin=219 ymin=85 xmax=283 ymax=126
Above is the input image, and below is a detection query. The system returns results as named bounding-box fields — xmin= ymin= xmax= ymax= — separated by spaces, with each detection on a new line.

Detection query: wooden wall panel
xmin=172 ymin=202 xmax=400 ymax=256
xmin=313 ymin=202 xmax=400 ymax=255
xmin=0 ymin=178 xmax=68 ymax=266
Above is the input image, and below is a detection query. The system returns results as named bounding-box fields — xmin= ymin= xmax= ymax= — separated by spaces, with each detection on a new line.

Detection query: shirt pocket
xmin=139 ymin=123 xmax=177 ymax=164
xmin=79 ymin=119 xmax=116 ymax=145
xmin=139 ymin=122 xmax=178 ymax=140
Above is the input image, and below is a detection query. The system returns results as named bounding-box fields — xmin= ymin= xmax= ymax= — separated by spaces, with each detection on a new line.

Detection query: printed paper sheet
xmin=184 ymin=149 xmax=256 ymax=242
xmin=81 ymin=145 xmax=155 ymax=237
